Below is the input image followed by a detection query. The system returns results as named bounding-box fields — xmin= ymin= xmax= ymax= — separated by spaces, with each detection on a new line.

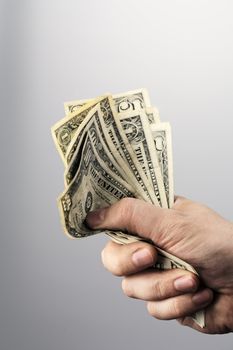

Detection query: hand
xmin=86 ymin=196 xmax=233 ymax=334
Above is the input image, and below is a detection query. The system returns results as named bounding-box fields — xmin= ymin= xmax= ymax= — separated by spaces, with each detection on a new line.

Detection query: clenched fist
xmin=86 ymin=196 xmax=233 ymax=334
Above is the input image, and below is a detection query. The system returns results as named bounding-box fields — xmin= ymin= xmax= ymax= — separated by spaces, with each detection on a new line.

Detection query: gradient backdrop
xmin=1 ymin=0 xmax=233 ymax=349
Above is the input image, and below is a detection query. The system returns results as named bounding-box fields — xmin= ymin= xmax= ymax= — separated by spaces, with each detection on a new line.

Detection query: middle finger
xmin=122 ymin=269 xmax=199 ymax=301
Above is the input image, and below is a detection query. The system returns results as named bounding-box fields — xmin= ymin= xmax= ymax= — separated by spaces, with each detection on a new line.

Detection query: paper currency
xmin=65 ymin=96 xmax=155 ymax=203
xmin=64 ymin=88 xmax=151 ymax=115
xmin=52 ymin=88 xmax=205 ymax=328
xmin=151 ymin=122 xmax=174 ymax=208
xmin=146 ymin=106 xmax=161 ymax=124
xmin=58 ymin=129 xmax=137 ymax=238
xmin=118 ymin=111 xmax=167 ymax=207
xmin=52 ymin=95 xmax=108 ymax=164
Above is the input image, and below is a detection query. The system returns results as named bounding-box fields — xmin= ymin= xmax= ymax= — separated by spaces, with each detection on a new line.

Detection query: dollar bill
xmin=64 ymin=91 xmax=160 ymax=127
xmin=58 ymin=133 xmax=137 ymax=238
xmin=64 ymin=88 xmax=151 ymax=115
xmin=95 ymin=100 xmax=157 ymax=204
xmin=64 ymin=106 xmax=142 ymax=203
xmin=113 ymin=88 xmax=151 ymax=113
xmin=151 ymin=122 xmax=174 ymax=208
xmin=64 ymin=97 xmax=118 ymax=165
xmin=51 ymin=95 xmax=109 ymax=164
xmin=64 ymin=100 xmax=86 ymax=114
xmin=145 ymin=107 xmax=160 ymax=124
xmin=118 ymin=111 xmax=167 ymax=207
xmin=65 ymin=97 xmax=156 ymax=203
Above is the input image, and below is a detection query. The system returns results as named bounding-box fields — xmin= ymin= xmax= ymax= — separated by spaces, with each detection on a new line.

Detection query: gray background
xmin=1 ymin=0 xmax=233 ymax=349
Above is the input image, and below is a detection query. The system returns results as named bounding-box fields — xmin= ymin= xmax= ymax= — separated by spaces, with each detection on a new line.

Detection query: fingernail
xmin=86 ymin=208 xmax=106 ymax=227
xmin=132 ymin=248 xmax=154 ymax=268
xmin=174 ymin=276 xmax=197 ymax=292
xmin=192 ymin=289 xmax=212 ymax=305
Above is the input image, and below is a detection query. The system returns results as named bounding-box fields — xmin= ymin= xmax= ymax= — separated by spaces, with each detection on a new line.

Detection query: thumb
xmin=86 ymin=198 xmax=170 ymax=244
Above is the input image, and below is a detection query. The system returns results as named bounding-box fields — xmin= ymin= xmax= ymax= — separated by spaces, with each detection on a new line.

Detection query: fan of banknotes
xmin=51 ymin=88 xmax=204 ymax=328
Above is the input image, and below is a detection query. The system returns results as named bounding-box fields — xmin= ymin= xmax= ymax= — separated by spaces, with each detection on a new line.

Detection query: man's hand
xmin=86 ymin=196 xmax=233 ymax=334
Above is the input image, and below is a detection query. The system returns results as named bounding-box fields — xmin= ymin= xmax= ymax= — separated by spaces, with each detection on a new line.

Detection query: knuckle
xmin=147 ymin=302 xmax=157 ymax=318
xmin=118 ymin=198 xmax=135 ymax=223
xmin=146 ymin=245 xmax=157 ymax=261
xmin=101 ymin=245 xmax=124 ymax=276
xmin=121 ymin=278 xmax=133 ymax=297
xmin=101 ymin=242 xmax=112 ymax=267
xmin=172 ymin=297 xmax=182 ymax=318
xmin=110 ymin=259 xmax=125 ymax=276
xmin=153 ymin=279 xmax=165 ymax=300
xmin=147 ymin=302 xmax=163 ymax=320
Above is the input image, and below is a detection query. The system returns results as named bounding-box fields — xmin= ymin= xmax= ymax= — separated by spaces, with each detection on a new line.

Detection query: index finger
xmin=101 ymin=240 xmax=157 ymax=276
